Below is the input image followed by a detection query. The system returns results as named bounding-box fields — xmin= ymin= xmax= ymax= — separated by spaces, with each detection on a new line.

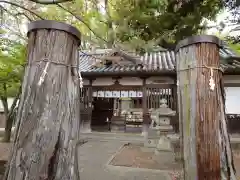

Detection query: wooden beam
xmin=176 ymin=35 xmax=236 ymax=180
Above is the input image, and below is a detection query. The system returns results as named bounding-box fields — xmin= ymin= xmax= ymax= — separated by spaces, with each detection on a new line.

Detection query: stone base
xmin=141 ymin=131 xmax=148 ymax=138
xmin=141 ymin=124 xmax=149 ymax=137
xmin=80 ymin=122 xmax=92 ymax=133
xmin=153 ymin=150 xmax=175 ymax=164
xmin=156 ymin=135 xmax=172 ymax=151
xmin=144 ymin=128 xmax=159 ymax=148
xmin=144 ymin=138 xmax=158 ymax=148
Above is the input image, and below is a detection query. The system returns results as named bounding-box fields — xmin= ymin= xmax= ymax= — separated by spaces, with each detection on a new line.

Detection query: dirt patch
xmin=109 ymin=143 xmax=182 ymax=171
xmin=0 ymin=143 xmax=12 ymax=161
xmin=109 ymin=143 xmax=240 ymax=179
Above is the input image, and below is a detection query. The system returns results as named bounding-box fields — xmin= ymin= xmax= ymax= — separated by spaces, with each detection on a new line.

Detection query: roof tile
xmin=79 ymin=48 xmax=240 ymax=74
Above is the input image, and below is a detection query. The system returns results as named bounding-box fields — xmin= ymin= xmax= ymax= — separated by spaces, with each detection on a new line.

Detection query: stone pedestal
xmin=80 ymin=121 xmax=92 ymax=133
xmin=154 ymin=128 xmax=175 ymax=163
xmin=144 ymin=128 xmax=158 ymax=148
xmin=144 ymin=99 xmax=176 ymax=162
xmin=141 ymin=124 xmax=149 ymax=137
xmin=110 ymin=116 xmax=125 ymax=133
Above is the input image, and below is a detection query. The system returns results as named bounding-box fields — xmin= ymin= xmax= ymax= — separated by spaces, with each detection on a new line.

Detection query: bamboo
xmin=176 ymin=35 xmax=236 ymax=180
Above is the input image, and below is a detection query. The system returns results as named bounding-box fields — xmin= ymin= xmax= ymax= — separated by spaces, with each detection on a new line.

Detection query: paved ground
xmin=1 ymin=132 xmax=240 ymax=180
xmin=78 ymin=135 xmax=172 ymax=180
xmin=78 ymin=132 xmax=240 ymax=180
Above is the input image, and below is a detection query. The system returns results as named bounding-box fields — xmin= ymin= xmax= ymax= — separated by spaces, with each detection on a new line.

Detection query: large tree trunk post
xmin=176 ymin=35 xmax=236 ymax=180
xmin=4 ymin=20 xmax=82 ymax=180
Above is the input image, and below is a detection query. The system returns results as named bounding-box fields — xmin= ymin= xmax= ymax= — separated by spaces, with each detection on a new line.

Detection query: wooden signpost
xmin=176 ymin=35 xmax=236 ymax=180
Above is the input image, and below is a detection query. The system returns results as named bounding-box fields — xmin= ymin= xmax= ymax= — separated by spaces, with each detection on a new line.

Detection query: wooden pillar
xmin=80 ymin=79 xmax=94 ymax=133
xmin=176 ymin=35 xmax=236 ymax=180
xmin=142 ymin=78 xmax=148 ymax=136
xmin=5 ymin=20 xmax=81 ymax=180
xmin=172 ymin=80 xmax=178 ymax=133
xmin=87 ymin=79 xmax=93 ymax=132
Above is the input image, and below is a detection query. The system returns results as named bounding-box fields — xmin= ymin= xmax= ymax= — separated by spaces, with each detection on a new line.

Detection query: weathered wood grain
xmin=176 ymin=42 xmax=236 ymax=180
xmin=4 ymin=29 xmax=81 ymax=180
xmin=176 ymin=45 xmax=198 ymax=180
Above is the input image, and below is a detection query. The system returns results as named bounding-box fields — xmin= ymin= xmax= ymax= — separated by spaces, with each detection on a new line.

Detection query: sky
xmin=206 ymin=9 xmax=239 ymax=36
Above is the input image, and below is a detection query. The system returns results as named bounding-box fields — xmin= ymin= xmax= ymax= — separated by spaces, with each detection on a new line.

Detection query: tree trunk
xmin=4 ymin=21 xmax=81 ymax=180
xmin=104 ymin=0 xmax=114 ymax=48
xmin=176 ymin=35 xmax=236 ymax=180
xmin=1 ymin=83 xmax=10 ymax=142
xmin=2 ymin=89 xmax=21 ymax=143
xmin=3 ymin=115 xmax=13 ymax=142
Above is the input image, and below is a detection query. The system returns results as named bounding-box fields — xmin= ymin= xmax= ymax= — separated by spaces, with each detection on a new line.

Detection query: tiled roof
xmin=79 ymin=48 xmax=240 ymax=75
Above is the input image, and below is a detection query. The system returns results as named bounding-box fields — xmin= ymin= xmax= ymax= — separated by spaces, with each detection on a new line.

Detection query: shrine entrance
xmin=80 ymin=83 xmax=178 ymax=133
xmin=90 ymin=86 xmax=143 ymax=132
xmin=91 ymin=97 xmax=114 ymax=131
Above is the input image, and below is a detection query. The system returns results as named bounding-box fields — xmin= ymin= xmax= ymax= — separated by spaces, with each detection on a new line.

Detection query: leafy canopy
xmin=22 ymin=0 xmax=225 ymax=51
xmin=111 ymin=0 xmax=223 ymax=50
xmin=0 ymin=28 xmax=26 ymax=97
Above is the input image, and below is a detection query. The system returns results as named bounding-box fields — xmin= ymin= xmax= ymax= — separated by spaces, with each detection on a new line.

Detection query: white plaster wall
xmin=225 ymin=87 xmax=240 ymax=114
xmin=0 ymin=98 xmax=18 ymax=112
xmin=224 ymin=75 xmax=240 ymax=84
xmin=92 ymin=78 xmax=114 ymax=86
xmin=119 ymin=77 xmax=142 ymax=85
xmin=146 ymin=76 xmax=174 ymax=84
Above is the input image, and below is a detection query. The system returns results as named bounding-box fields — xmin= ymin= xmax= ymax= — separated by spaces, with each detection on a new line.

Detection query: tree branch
xmin=0 ymin=83 xmax=9 ymax=117
xmin=56 ymin=3 xmax=108 ymax=43
xmin=1 ymin=24 xmax=28 ymax=41
xmin=29 ymin=0 xmax=72 ymax=4
xmin=0 ymin=5 xmax=33 ymax=21
xmin=0 ymin=0 xmax=44 ymax=20
xmin=8 ymin=85 xmax=21 ymax=120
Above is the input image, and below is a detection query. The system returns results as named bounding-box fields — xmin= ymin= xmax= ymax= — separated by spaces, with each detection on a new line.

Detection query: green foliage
xmin=228 ymin=42 xmax=240 ymax=55
xmin=0 ymin=0 xmax=221 ymax=52
xmin=0 ymin=29 xmax=26 ymax=98
xmin=112 ymin=0 xmax=223 ymax=50
xmin=0 ymin=0 xmax=227 ymax=51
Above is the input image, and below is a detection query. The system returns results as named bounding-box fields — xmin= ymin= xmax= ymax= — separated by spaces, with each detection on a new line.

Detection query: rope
xmin=177 ymin=65 xmax=224 ymax=91
xmin=177 ymin=65 xmax=224 ymax=73
xmin=26 ymin=58 xmax=83 ymax=89
xmin=26 ymin=58 xmax=79 ymax=68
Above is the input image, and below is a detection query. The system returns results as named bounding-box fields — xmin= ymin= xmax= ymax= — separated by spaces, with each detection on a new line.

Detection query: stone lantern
xmin=144 ymin=98 xmax=176 ymax=163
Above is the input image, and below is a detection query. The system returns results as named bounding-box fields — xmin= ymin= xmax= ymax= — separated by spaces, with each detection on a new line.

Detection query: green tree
xmin=0 ymin=0 xmax=226 ymax=52
xmin=0 ymin=29 xmax=26 ymax=142
xmin=111 ymin=0 xmax=223 ymax=51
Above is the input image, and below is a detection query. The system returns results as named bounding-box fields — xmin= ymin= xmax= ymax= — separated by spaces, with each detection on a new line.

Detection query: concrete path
xmin=80 ymin=131 xmax=240 ymax=142
xmin=77 ymin=139 xmax=171 ymax=180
